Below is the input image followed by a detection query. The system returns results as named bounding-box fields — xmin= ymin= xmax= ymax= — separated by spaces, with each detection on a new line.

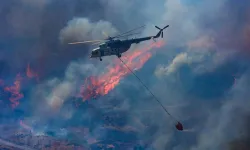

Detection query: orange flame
xmin=19 ymin=120 xmax=33 ymax=133
xmin=0 ymin=63 xmax=40 ymax=109
xmin=4 ymin=74 xmax=24 ymax=108
xmin=80 ymin=41 xmax=165 ymax=100
xmin=26 ymin=63 xmax=39 ymax=81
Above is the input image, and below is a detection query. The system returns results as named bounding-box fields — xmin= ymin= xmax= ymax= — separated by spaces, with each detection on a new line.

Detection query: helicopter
xmin=68 ymin=25 xmax=169 ymax=61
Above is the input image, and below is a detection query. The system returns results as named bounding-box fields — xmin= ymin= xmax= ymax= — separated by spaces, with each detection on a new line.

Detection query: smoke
xmin=190 ymin=72 xmax=250 ymax=150
xmin=30 ymin=61 xmax=97 ymax=117
xmin=59 ymin=17 xmax=118 ymax=43
xmin=150 ymin=0 xmax=250 ymax=149
xmin=0 ymin=0 xmax=112 ymax=79
xmin=155 ymin=53 xmax=189 ymax=77
xmin=1 ymin=0 xmax=250 ymax=149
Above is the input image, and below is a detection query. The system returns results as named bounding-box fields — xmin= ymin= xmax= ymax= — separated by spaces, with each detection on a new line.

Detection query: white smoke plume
xmin=59 ymin=17 xmax=118 ymax=43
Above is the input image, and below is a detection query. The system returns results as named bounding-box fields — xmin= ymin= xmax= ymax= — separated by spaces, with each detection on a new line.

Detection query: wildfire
xmin=81 ymin=40 xmax=165 ymax=100
xmin=0 ymin=40 xmax=164 ymax=108
xmin=4 ymin=74 xmax=24 ymax=108
xmin=0 ymin=79 xmax=4 ymax=86
xmin=0 ymin=63 xmax=39 ymax=109
xmin=26 ymin=63 xmax=39 ymax=81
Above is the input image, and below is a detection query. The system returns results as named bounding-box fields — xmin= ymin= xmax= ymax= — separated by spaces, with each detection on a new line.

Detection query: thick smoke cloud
xmin=150 ymin=0 xmax=250 ymax=149
xmin=1 ymin=0 xmax=250 ymax=149
xmin=59 ymin=18 xmax=118 ymax=43
xmin=0 ymin=0 xmax=110 ymax=79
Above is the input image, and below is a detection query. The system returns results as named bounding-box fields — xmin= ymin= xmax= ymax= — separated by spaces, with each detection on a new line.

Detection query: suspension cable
xmin=118 ymin=57 xmax=178 ymax=122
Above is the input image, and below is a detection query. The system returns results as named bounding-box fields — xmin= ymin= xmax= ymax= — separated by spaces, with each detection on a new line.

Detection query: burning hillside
xmin=80 ymin=41 xmax=164 ymax=100
xmin=0 ymin=39 xmax=164 ymax=111
xmin=0 ymin=64 xmax=38 ymax=109
xmin=0 ymin=38 xmax=165 ymax=149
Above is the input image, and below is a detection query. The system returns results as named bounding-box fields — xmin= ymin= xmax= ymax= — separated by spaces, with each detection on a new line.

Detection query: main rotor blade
xmin=155 ymin=26 xmax=161 ymax=30
xmin=92 ymin=41 xmax=103 ymax=45
xmin=68 ymin=40 xmax=104 ymax=45
xmin=113 ymin=25 xmax=145 ymax=39
xmin=102 ymin=31 xmax=109 ymax=38
xmin=116 ymin=32 xmax=141 ymax=38
xmin=163 ymin=25 xmax=169 ymax=30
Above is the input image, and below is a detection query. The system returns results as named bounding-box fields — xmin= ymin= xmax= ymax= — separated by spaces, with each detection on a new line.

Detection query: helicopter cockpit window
xmin=93 ymin=51 xmax=98 ymax=55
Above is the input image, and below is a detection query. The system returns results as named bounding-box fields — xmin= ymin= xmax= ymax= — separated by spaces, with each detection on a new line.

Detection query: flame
xmin=81 ymin=41 xmax=165 ymax=100
xmin=4 ymin=74 xmax=24 ymax=108
xmin=26 ymin=63 xmax=39 ymax=81
xmin=0 ymin=63 xmax=39 ymax=109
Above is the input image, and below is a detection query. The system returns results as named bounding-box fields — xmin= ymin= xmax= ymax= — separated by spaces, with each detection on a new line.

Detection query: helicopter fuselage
xmin=89 ymin=24 xmax=168 ymax=61
xmin=90 ymin=40 xmax=132 ymax=60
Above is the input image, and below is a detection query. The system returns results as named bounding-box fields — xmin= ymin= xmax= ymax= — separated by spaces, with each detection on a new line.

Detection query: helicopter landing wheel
xmin=100 ymin=58 xmax=102 ymax=61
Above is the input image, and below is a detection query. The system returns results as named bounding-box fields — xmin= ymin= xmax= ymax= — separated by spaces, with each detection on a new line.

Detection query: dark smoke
xmin=0 ymin=0 xmax=115 ymax=80
xmin=1 ymin=0 xmax=250 ymax=149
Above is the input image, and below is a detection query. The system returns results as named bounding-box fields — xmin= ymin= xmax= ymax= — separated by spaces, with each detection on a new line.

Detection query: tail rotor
xmin=155 ymin=25 xmax=169 ymax=38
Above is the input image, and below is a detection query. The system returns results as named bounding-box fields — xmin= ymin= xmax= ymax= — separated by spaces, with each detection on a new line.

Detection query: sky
xmin=0 ymin=0 xmax=250 ymax=149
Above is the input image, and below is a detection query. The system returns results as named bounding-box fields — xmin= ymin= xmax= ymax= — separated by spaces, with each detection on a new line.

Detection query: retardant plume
xmin=80 ymin=41 xmax=164 ymax=100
